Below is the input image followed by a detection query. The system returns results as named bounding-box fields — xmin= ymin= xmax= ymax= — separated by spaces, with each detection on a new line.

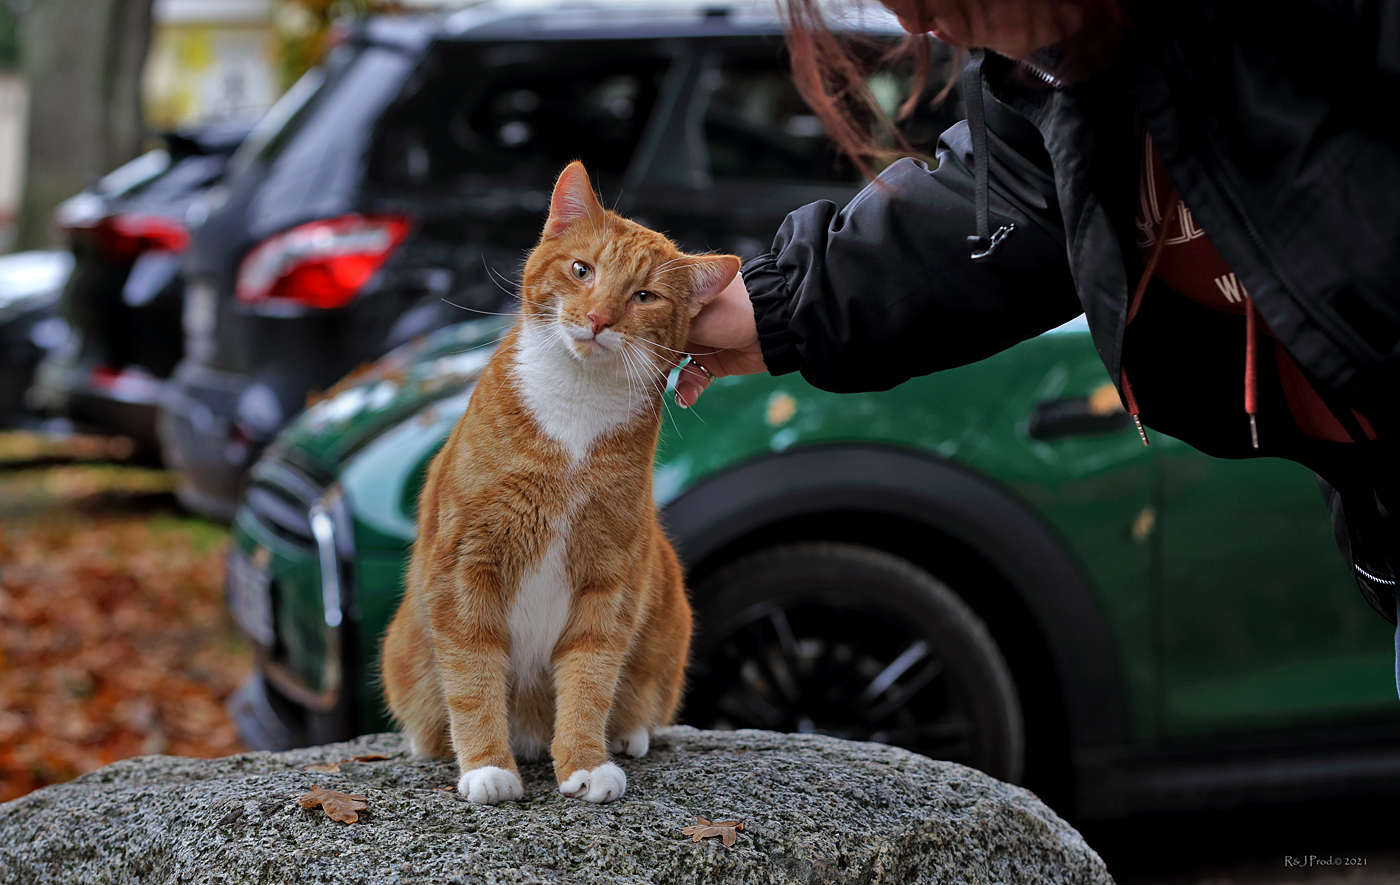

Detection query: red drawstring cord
xmin=1121 ymin=189 xmax=1181 ymax=446
xmin=1123 ymin=184 xmax=1263 ymax=450
xmin=1245 ymin=295 xmax=1259 ymax=448
xmin=1119 ymin=370 xmax=1148 ymax=446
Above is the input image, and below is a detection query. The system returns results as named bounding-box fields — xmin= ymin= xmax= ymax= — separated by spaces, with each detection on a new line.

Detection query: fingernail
xmin=675 ymin=393 xmax=689 ymax=409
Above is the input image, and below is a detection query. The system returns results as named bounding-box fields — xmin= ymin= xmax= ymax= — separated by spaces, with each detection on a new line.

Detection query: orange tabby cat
xmin=381 ymin=161 xmax=739 ymax=806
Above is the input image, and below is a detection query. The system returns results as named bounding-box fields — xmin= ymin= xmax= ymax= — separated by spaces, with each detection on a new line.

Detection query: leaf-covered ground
xmin=0 ymin=432 xmax=249 ymax=802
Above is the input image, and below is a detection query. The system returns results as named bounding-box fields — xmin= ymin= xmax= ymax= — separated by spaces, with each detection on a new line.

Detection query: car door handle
xmin=1027 ymin=393 xmax=1132 ymax=441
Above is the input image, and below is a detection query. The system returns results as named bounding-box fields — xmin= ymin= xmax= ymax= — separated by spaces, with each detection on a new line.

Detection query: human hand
xmin=675 ymin=272 xmax=767 ymax=407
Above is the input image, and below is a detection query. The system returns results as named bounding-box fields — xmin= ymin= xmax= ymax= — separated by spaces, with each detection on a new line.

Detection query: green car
xmin=224 ymin=314 xmax=1400 ymax=820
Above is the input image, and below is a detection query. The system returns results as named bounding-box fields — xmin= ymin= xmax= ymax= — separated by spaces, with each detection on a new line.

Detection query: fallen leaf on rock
xmin=682 ymin=816 xmax=745 ymax=847
xmin=304 ymin=762 xmax=341 ymax=772
xmin=217 ymin=805 xmax=244 ymax=826
xmin=352 ymin=752 xmax=390 ymax=762
xmin=298 ymin=785 xmax=368 ymax=823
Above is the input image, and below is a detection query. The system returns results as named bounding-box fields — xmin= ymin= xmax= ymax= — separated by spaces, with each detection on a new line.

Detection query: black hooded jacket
xmin=742 ymin=0 xmax=1400 ymax=620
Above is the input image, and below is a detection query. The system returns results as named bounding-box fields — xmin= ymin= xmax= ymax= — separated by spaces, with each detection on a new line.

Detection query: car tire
xmin=685 ymin=541 xmax=1025 ymax=783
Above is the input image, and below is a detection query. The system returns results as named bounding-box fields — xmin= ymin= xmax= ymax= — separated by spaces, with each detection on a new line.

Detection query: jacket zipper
xmin=1015 ymin=57 xmax=1067 ymax=90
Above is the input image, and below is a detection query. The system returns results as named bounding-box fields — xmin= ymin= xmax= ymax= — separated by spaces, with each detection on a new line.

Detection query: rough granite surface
xmin=0 ymin=726 xmax=1113 ymax=884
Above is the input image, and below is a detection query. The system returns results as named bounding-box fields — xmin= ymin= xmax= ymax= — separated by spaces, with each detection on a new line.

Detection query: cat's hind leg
xmin=382 ymin=601 xmax=453 ymax=759
xmin=605 ymin=577 xmax=690 ymax=761
xmin=605 ymin=661 xmax=678 ymax=760
xmin=606 ymin=667 xmax=667 ymax=759
xmin=607 ymin=725 xmax=651 ymax=759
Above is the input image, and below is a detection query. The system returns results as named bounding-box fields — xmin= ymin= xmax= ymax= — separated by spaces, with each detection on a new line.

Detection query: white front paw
xmin=608 ymin=727 xmax=650 ymax=758
xmin=458 ymin=766 xmax=523 ymax=805
xmin=559 ymin=762 xmax=627 ymax=803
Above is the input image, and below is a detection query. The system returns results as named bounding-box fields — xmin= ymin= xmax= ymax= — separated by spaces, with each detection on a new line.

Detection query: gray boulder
xmin=0 ymin=726 xmax=1113 ymax=884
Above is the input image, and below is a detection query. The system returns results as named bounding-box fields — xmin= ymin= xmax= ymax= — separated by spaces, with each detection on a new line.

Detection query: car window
xmin=703 ymin=49 xmax=960 ymax=183
xmin=367 ymin=40 xmax=669 ymax=191
xmin=228 ymin=61 xmax=331 ymax=177
xmin=703 ymin=57 xmax=859 ymax=183
xmin=239 ymin=44 xmax=417 ymax=235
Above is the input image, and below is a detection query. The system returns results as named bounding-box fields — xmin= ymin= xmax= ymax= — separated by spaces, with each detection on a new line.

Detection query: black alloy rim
xmin=687 ymin=598 xmax=977 ymax=764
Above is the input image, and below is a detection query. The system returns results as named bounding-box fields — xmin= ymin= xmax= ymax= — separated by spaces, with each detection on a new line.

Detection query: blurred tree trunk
xmin=14 ymin=0 xmax=154 ymax=250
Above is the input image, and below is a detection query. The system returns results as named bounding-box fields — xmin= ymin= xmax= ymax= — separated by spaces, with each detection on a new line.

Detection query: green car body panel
xmin=230 ymin=316 xmax=1400 ymax=813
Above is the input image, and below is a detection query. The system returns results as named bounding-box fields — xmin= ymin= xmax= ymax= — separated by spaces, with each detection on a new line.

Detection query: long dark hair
xmin=782 ymin=0 xmax=1129 ymax=176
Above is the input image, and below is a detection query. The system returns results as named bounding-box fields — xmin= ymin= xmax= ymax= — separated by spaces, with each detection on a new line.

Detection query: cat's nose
xmin=587 ymin=312 xmax=612 ymax=336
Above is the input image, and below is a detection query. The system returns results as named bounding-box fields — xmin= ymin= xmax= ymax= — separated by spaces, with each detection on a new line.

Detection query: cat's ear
xmin=542 ymin=161 xmax=605 ymax=239
xmin=685 ymin=254 xmax=741 ymax=317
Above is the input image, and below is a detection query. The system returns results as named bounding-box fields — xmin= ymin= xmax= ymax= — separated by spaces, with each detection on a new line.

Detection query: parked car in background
xmin=30 ymin=118 xmax=252 ymax=456
xmin=225 ymin=314 xmax=1400 ymax=822
xmin=0 ymin=250 xmax=73 ymax=428
xmin=160 ymin=0 xmax=958 ymax=521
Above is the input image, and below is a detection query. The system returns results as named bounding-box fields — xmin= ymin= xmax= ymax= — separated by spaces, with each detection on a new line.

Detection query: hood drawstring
xmin=962 ymin=50 xmax=1016 ymax=262
xmin=1122 ymin=184 xmax=1263 ymax=450
xmin=1120 ymin=189 xmax=1181 ymax=446
xmin=1245 ymin=295 xmax=1259 ymax=448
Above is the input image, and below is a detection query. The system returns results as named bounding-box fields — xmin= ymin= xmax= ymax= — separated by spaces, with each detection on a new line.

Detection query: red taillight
xmin=236 ymin=215 xmax=409 ymax=310
xmin=62 ymin=213 xmax=190 ymax=262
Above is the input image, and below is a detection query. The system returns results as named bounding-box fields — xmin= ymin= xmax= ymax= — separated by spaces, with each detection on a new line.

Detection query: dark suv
xmin=32 ymin=120 xmax=251 ymax=455
xmin=159 ymin=1 xmax=958 ymax=520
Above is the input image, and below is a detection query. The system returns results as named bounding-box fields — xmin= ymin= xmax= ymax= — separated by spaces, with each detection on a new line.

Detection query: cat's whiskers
xmin=615 ymin=338 xmax=650 ymax=395
xmin=630 ymin=335 xmax=709 ymax=360
xmin=482 ymin=257 xmax=520 ymax=296
xmin=629 ymin=340 xmax=683 ymax=410
xmin=440 ymin=298 xmax=520 ymax=319
xmin=628 ymin=345 xmax=664 ymax=426
xmin=631 ymin=338 xmax=711 ymax=426
xmin=620 ymin=336 xmax=674 ymax=383
xmin=624 ymin=339 xmax=686 ymax=438
xmin=630 ymin=335 xmax=729 ymax=365
xmin=615 ymin=333 xmax=641 ymax=420
xmin=441 ymin=328 xmax=515 ymax=359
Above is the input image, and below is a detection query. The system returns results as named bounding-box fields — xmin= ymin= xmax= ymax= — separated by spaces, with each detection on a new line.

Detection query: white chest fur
xmin=506 ymin=514 xmax=572 ymax=760
xmin=508 ymin=519 xmax=572 ymax=688
xmin=512 ymin=321 xmax=645 ymax=463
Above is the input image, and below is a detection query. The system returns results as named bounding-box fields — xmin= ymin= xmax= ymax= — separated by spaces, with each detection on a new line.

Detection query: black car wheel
xmin=685 ymin=542 xmax=1025 ymax=783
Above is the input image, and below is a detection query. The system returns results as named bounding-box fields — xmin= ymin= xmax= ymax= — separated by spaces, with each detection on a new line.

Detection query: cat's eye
xmin=571 ymin=260 xmax=592 ymax=281
xmin=631 ymin=290 xmax=658 ymax=305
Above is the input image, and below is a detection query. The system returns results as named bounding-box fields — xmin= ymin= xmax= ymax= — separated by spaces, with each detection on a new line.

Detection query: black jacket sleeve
xmin=744 ymin=118 xmax=1082 ymax=394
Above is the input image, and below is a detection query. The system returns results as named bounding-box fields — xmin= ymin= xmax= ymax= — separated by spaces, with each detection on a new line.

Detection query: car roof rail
xmin=376 ymin=0 xmax=903 ymax=41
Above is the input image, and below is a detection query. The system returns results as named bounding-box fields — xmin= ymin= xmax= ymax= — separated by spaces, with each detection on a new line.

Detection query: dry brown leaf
xmin=298 ymin=785 xmax=368 ymax=823
xmin=0 ymin=450 xmax=247 ymax=803
xmin=682 ymin=816 xmax=745 ymax=847
xmin=352 ymin=752 xmax=390 ymax=762
xmin=304 ymin=762 xmax=341 ymax=772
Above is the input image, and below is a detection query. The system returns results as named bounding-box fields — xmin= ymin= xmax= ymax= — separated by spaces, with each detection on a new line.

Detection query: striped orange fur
xmin=381 ymin=161 xmax=740 ymax=805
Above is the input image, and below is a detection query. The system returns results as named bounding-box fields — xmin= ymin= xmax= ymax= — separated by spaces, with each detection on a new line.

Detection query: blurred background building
xmin=144 ymin=0 xmax=277 ymax=132
xmin=0 ymin=8 xmax=24 ymax=251
xmin=3 ymin=0 xmax=416 ymax=252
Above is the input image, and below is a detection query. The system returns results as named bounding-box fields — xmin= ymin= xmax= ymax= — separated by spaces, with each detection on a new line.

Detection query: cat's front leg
xmin=550 ymin=596 xmax=630 ymax=804
xmin=440 ymin=641 xmax=522 ymax=804
xmin=429 ymin=580 xmax=522 ymax=805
